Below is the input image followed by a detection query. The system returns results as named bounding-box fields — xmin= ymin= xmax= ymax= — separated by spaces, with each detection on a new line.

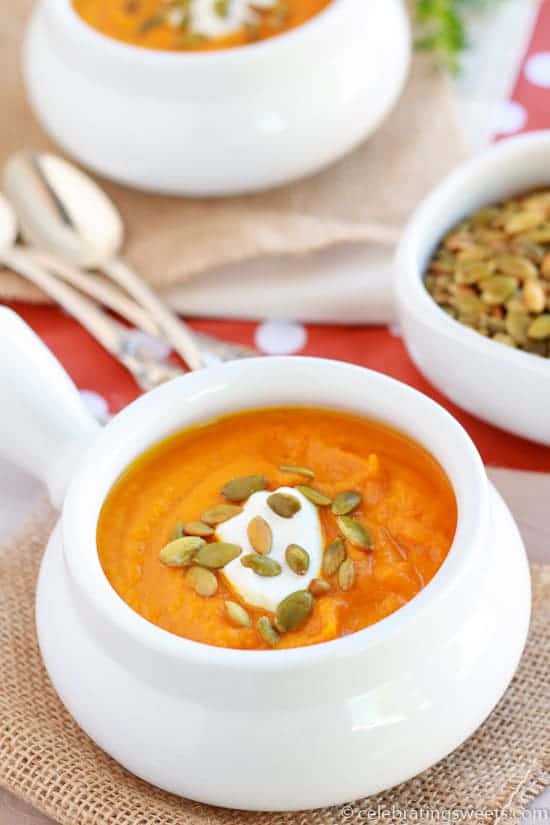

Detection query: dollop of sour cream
xmin=169 ymin=0 xmax=277 ymax=39
xmin=217 ymin=486 xmax=323 ymax=612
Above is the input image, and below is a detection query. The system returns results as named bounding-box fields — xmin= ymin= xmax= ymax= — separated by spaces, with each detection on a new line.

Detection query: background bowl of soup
xmin=22 ymin=0 xmax=411 ymax=195
xmin=0 ymin=308 xmax=531 ymax=810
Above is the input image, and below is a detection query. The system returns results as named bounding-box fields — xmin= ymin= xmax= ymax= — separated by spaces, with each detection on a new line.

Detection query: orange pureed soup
xmin=72 ymin=0 xmax=332 ymax=51
xmin=97 ymin=408 xmax=457 ymax=650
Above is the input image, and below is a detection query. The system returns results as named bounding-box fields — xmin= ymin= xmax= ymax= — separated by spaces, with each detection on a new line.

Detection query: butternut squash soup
xmin=72 ymin=0 xmax=333 ymax=51
xmin=97 ymin=408 xmax=457 ymax=649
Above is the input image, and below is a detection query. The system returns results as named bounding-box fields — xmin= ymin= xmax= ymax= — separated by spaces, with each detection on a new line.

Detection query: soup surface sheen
xmin=72 ymin=0 xmax=332 ymax=51
xmin=97 ymin=408 xmax=457 ymax=650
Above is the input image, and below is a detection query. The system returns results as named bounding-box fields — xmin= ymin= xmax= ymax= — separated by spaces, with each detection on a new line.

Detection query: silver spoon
xmin=4 ymin=152 xmax=203 ymax=370
xmin=0 ymin=192 xmax=183 ymax=390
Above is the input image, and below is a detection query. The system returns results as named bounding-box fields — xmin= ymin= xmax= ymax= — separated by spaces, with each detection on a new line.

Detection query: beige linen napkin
xmin=0 ymin=2 xmax=466 ymax=322
xmin=0 ymin=501 xmax=548 ymax=825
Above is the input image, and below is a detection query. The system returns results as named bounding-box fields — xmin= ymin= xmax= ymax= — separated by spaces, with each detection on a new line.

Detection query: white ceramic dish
xmin=395 ymin=130 xmax=550 ymax=446
xmin=23 ymin=0 xmax=410 ymax=196
xmin=0 ymin=308 xmax=530 ymax=811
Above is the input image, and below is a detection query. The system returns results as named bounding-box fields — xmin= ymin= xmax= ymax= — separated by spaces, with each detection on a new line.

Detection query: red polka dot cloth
xmin=4 ymin=1 xmax=550 ymax=473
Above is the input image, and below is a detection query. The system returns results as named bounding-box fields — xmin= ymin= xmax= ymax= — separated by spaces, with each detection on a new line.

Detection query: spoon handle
xmin=2 ymin=248 xmax=122 ymax=352
xmin=103 ymin=257 xmax=203 ymax=371
xmin=28 ymin=249 xmax=160 ymax=336
xmin=1 ymin=247 xmax=186 ymax=392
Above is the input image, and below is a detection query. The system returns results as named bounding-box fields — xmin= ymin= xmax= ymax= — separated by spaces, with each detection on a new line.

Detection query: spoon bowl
xmin=4 ymin=151 xmax=203 ymax=370
xmin=5 ymin=153 xmax=123 ymax=268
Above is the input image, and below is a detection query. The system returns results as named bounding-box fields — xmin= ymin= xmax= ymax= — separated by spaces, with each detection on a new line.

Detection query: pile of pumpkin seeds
xmin=158 ymin=464 xmax=375 ymax=647
xmin=424 ymin=190 xmax=550 ymax=358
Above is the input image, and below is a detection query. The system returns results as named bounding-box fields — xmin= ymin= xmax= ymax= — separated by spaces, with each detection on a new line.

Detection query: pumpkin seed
xmin=453 ymin=292 xmax=484 ymax=318
xmin=247 ymin=516 xmax=273 ymax=555
xmin=285 ymin=544 xmax=310 ymax=575
xmin=296 ymin=485 xmax=332 ymax=506
xmin=523 ymin=191 xmax=550 ymax=211
xmin=456 ymin=245 xmax=491 ymax=263
xmin=322 ymin=537 xmax=346 ymax=577
xmin=194 ymin=542 xmax=241 ymax=569
xmin=180 ymin=31 xmax=207 ymax=47
xmin=338 ymin=558 xmax=356 ymax=591
xmin=184 ymin=521 xmax=215 ymax=537
xmin=257 ymin=616 xmax=280 ymax=646
xmin=527 ymin=314 xmax=550 ymax=340
xmin=279 ymin=464 xmax=315 ymax=478
xmin=222 ymin=475 xmax=266 ymax=502
xmin=172 ymin=521 xmax=185 ymax=540
xmin=201 ymin=504 xmax=242 ymax=525
xmin=541 ymin=253 xmax=550 ymax=279
xmin=275 ymin=590 xmax=314 ymax=632
xmin=524 ymin=280 xmax=546 ymax=313
xmin=455 ymin=261 xmax=493 ymax=285
xmin=430 ymin=256 xmax=455 ymax=273
xmin=526 ymin=226 xmax=550 ymax=244
xmin=225 ymin=601 xmax=251 ymax=627
xmin=496 ymin=255 xmax=538 ymax=280
xmin=505 ymin=210 xmax=544 ymax=234
xmin=241 ymin=554 xmax=282 ymax=577
xmin=480 ymin=276 xmax=518 ymax=305
xmin=505 ymin=312 xmax=531 ymax=345
xmin=511 ymin=239 xmax=545 ymax=264
xmin=159 ymin=536 xmax=205 ymax=567
xmin=187 ymin=566 xmax=218 ymax=597
xmin=331 ymin=490 xmax=362 ymax=516
xmin=471 ymin=207 xmax=500 ymax=227
xmin=267 ymin=492 xmax=301 ymax=518
xmin=214 ymin=0 xmax=229 ymax=16
xmin=337 ymin=516 xmax=373 ymax=549
xmin=308 ymin=578 xmax=331 ymax=596
xmin=492 ymin=333 xmax=516 ymax=348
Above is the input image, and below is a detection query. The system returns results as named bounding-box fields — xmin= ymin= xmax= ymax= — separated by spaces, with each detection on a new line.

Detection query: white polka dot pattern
xmin=254 ymin=320 xmax=307 ymax=354
xmin=493 ymin=100 xmax=527 ymax=135
xmin=525 ymin=52 xmax=550 ymax=88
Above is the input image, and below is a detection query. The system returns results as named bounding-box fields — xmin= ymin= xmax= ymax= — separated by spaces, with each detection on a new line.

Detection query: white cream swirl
xmin=216 ymin=486 xmax=323 ymax=612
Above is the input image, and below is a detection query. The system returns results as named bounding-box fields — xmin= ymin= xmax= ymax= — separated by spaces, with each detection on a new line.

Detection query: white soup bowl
xmin=396 ymin=130 xmax=550 ymax=445
xmin=23 ymin=0 xmax=410 ymax=195
xmin=0 ymin=308 xmax=530 ymax=811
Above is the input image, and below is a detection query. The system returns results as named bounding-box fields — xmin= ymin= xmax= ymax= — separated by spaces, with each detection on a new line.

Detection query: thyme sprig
xmin=414 ymin=0 xmax=502 ymax=72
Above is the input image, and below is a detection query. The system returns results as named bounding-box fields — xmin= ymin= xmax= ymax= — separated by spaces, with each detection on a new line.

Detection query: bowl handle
xmin=0 ymin=308 xmax=101 ymax=508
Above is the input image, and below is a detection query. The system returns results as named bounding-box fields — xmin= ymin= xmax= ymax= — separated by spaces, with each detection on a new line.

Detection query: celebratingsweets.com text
xmin=338 ymin=804 xmax=550 ymax=822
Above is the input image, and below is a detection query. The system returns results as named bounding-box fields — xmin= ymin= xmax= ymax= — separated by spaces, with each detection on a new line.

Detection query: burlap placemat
xmin=0 ymin=1 xmax=466 ymax=309
xmin=0 ymin=500 xmax=548 ymax=825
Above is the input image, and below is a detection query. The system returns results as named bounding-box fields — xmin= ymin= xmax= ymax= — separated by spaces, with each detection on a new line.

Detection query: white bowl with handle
xmin=395 ymin=130 xmax=550 ymax=445
xmin=0 ymin=307 xmax=530 ymax=810
xmin=23 ymin=0 xmax=410 ymax=195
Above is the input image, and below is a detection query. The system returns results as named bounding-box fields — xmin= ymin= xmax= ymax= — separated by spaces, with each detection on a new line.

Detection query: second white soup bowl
xmin=23 ymin=0 xmax=411 ymax=195
xmin=0 ymin=309 xmax=530 ymax=811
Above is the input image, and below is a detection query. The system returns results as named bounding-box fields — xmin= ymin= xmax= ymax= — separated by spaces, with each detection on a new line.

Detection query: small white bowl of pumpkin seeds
xmin=396 ymin=130 xmax=550 ymax=445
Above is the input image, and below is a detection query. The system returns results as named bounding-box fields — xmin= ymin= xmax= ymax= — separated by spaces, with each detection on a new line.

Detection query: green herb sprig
xmin=414 ymin=0 xmax=501 ymax=72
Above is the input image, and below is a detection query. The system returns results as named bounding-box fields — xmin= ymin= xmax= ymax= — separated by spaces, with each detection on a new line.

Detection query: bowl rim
xmin=62 ymin=356 xmax=489 ymax=671
xmin=396 ymin=129 xmax=550 ymax=376
xmin=50 ymin=0 xmax=350 ymax=65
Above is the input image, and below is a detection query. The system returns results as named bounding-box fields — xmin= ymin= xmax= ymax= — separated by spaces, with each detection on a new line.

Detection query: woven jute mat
xmin=1 ymin=501 xmax=548 ymax=825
